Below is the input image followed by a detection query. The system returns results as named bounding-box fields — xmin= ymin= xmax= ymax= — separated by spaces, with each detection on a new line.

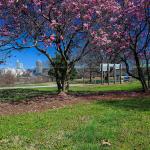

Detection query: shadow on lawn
xmin=0 ymin=89 xmax=56 ymax=103
xmin=97 ymin=98 xmax=150 ymax=111
xmin=69 ymin=90 xmax=143 ymax=96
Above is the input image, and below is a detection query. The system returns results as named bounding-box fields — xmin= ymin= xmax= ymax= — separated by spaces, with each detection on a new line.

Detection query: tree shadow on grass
xmin=69 ymin=90 xmax=102 ymax=95
xmin=0 ymin=89 xmax=57 ymax=103
xmin=96 ymin=98 xmax=150 ymax=111
xmin=68 ymin=90 xmax=143 ymax=96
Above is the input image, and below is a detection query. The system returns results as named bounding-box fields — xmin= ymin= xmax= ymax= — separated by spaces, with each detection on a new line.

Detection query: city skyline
xmin=0 ymin=48 xmax=54 ymax=69
xmin=0 ymin=58 xmax=50 ymax=70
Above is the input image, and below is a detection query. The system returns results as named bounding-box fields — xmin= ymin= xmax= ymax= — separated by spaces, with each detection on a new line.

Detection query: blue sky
xmin=0 ymin=48 xmax=54 ymax=69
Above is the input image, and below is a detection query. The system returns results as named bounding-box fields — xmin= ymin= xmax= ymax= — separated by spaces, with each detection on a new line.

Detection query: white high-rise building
xmin=16 ymin=60 xmax=24 ymax=69
xmin=43 ymin=61 xmax=51 ymax=69
xmin=36 ymin=60 xmax=43 ymax=74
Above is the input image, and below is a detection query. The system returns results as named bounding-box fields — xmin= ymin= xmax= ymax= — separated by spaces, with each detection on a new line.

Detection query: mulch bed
xmin=0 ymin=91 xmax=150 ymax=115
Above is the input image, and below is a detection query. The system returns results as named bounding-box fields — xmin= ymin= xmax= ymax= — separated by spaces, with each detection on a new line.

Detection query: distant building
xmin=0 ymin=68 xmax=26 ymax=77
xmin=0 ymin=60 xmax=26 ymax=77
xmin=43 ymin=61 xmax=51 ymax=69
xmin=16 ymin=60 xmax=24 ymax=69
xmin=36 ymin=60 xmax=43 ymax=75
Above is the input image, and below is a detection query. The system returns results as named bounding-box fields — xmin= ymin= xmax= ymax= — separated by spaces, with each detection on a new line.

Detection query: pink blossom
xmin=49 ymin=35 xmax=55 ymax=41
xmin=50 ymin=20 xmax=59 ymax=28
xmin=113 ymin=32 xmax=118 ymax=36
xmin=83 ymin=14 xmax=91 ymax=20
xmin=60 ymin=35 xmax=64 ymax=40
xmin=83 ymin=23 xmax=89 ymax=30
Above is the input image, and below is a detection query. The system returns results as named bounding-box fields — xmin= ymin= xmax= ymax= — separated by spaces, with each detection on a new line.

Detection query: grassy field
xmin=36 ymin=81 xmax=141 ymax=92
xmin=0 ymin=81 xmax=149 ymax=149
xmin=0 ymin=89 xmax=52 ymax=102
xmin=0 ymin=82 xmax=55 ymax=87
xmin=0 ymin=82 xmax=141 ymax=102
xmin=0 ymin=98 xmax=150 ymax=150
xmin=14 ymin=82 xmax=56 ymax=87
xmin=70 ymin=81 xmax=141 ymax=93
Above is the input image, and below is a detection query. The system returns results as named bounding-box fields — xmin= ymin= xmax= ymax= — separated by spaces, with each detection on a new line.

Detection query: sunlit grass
xmin=0 ymin=81 xmax=142 ymax=102
xmin=69 ymin=81 xmax=141 ymax=93
xmin=0 ymin=98 xmax=150 ymax=150
xmin=36 ymin=81 xmax=142 ymax=93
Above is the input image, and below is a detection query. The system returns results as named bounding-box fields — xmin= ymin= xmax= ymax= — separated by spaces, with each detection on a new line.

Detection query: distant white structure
xmin=36 ymin=60 xmax=43 ymax=74
xmin=1 ymin=68 xmax=26 ymax=77
xmin=1 ymin=68 xmax=16 ymax=76
xmin=100 ymin=63 xmax=122 ymax=84
xmin=43 ymin=61 xmax=51 ymax=69
xmin=0 ymin=60 xmax=26 ymax=77
xmin=100 ymin=63 xmax=121 ymax=71
xmin=16 ymin=60 xmax=24 ymax=69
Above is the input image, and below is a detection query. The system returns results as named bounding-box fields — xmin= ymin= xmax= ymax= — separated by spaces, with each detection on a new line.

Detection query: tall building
xmin=16 ymin=60 xmax=24 ymax=69
xmin=36 ymin=60 xmax=43 ymax=74
xmin=43 ymin=61 xmax=51 ymax=69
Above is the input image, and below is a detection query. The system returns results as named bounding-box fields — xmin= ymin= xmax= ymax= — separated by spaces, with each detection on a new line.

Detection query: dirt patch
xmin=0 ymin=91 xmax=150 ymax=115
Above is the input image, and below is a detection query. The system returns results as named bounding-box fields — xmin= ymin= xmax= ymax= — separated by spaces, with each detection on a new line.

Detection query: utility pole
xmin=83 ymin=66 xmax=85 ymax=84
xmin=101 ymin=64 xmax=103 ymax=85
xmin=114 ymin=64 xmax=116 ymax=84
xmin=107 ymin=63 xmax=110 ymax=85
xmin=120 ymin=64 xmax=122 ymax=84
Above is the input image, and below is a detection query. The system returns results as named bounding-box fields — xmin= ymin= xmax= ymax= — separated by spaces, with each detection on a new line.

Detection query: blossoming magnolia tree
xmin=0 ymin=0 xmax=120 ymax=92
xmin=0 ymin=35 xmax=11 ymax=64
xmin=0 ymin=15 xmax=12 ymax=64
xmin=1 ymin=0 xmax=149 ymax=92
xmin=105 ymin=0 xmax=150 ymax=91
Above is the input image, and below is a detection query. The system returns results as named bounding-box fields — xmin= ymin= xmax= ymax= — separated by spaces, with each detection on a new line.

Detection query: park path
xmin=0 ymin=84 xmax=85 ymax=90
xmin=0 ymin=85 xmax=56 ymax=90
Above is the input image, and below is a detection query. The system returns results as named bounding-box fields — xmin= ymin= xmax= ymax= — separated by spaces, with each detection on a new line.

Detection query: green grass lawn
xmin=0 ymin=81 xmax=142 ymax=102
xmin=0 ymin=82 xmax=55 ymax=87
xmin=14 ymin=82 xmax=55 ymax=87
xmin=69 ymin=81 xmax=142 ymax=93
xmin=36 ymin=81 xmax=141 ymax=92
xmin=0 ymin=98 xmax=150 ymax=150
xmin=0 ymin=89 xmax=53 ymax=102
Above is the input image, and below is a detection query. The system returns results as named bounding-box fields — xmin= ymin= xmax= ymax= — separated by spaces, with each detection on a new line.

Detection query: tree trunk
xmin=146 ymin=59 xmax=150 ymax=88
xmin=137 ymin=65 xmax=148 ymax=91
xmin=89 ymin=70 xmax=92 ymax=83
xmin=56 ymin=77 xmax=62 ymax=93
xmin=132 ymin=47 xmax=148 ymax=92
xmin=122 ymin=56 xmax=149 ymax=92
xmin=56 ymin=78 xmax=70 ymax=93
xmin=55 ymin=70 xmax=70 ymax=93
xmin=140 ymin=78 xmax=148 ymax=92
